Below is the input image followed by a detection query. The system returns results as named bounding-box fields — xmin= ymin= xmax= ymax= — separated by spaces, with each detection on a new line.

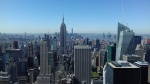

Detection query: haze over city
xmin=0 ymin=0 xmax=150 ymax=34
xmin=1 ymin=0 xmax=150 ymax=84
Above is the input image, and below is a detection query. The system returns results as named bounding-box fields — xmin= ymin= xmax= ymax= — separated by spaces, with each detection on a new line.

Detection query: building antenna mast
xmin=122 ymin=0 xmax=124 ymax=24
xmin=122 ymin=0 xmax=128 ymax=26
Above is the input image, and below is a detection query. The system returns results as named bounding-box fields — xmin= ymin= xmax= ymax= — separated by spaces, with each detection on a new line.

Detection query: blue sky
xmin=0 ymin=0 xmax=150 ymax=34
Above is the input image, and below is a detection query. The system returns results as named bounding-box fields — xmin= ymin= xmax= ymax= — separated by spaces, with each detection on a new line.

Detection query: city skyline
xmin=0 ymin=0 xmax=150 ymax=34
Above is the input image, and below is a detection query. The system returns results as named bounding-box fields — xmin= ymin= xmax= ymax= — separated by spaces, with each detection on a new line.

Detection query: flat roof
xmin=0 ymin=72 xmax=7 ymax=75
xmin=134 ymin=61 xmax=149 ymax=65
xmin=123 ymin=54 xmax=141 ymax=57
xmin=109 ymin=62 xmax=139 ymax=68
xmin=6 ymin=49 xmax=21 ymax=51
xmin=0 ymin=76 xmax=9 ymax=79
xmin=74 ymin=45 xmax=91 ymax=49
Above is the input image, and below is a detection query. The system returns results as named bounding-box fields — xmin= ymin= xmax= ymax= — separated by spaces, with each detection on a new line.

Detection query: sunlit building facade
xmin=116 ymin=23 xmax=135 ymax=60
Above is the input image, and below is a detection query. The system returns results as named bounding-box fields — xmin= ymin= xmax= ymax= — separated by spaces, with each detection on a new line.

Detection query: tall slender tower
xmin=40 ymin=40 xmax=51 ymax=74
xmin=116 ymin=23 xmax=135 ymax=61
xmin=60 ymin=16 xmax=67 ymax=54
xmin=37 ymin=40 xmax=52 ymax=84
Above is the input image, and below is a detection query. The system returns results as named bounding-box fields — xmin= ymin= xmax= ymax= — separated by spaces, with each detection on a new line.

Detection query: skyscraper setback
xmin=60 ymin=16 xmax=67 ymax=54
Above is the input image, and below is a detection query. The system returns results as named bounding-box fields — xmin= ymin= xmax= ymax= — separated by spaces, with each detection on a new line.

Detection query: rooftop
xmin=74 ymin=45 xmax=91 ymax=49
xmin=6 ymin=49 xmax=21 ymax=51
xmin=109 ymin=61 xmax=139 ymax=68
xmin=134 ymin=61 xmax=149 ymax=65
xmin=123 ymin=54 xmax=141 ymax=57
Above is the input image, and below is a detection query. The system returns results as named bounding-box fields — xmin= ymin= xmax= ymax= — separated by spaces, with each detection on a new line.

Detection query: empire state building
xmin=60 ymin=16 xmax=67 ymax=54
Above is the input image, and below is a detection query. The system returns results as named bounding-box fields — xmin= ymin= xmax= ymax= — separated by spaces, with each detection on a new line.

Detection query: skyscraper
xmin=44 ymin=34 xmax=51 ymax=51
xmin=36 ymin=39 xmax=53 ymax=84
xmin=40 ymin=40 xmax=51 ymax=74
xmin=48 ymin=52 xmax=54 ymax=73
xmin=27 ymin=42 xmax=33 ymax=57
xmin=103 ymin=61 xmax=140 ymax=84
xmin=53 ymin=37 xmax=57 ymax=51
xmin=6 ymin=57 xmax=17 ymax=83
xmin=12 ymin=41 xmax=18 ymax=49
xmin=116 ymin=23 xmax=135 ymax=61
xmin=117 ymin=22 xmax=129 ymax=43
xmin=134 ymin=36 xmax=142 ymax=50
xmin=6 ymin=49 xmax=22 ymax=77
xmin=135 ymin=44 xmax=145 ymax=60
xmin=74 ymin=45 xmax=91 ymax=84
xmin=134 ymin=61 xmax=149 ymax=84
xmin=46 ymin=34 xmax=50 ymax=50
xmin=107 ymin=43 xmax=116 ymax=62
xmin=84 ymin=38 xmax=89 ymax=45
xmin=95 ymin=38 xmax=100 ymax=51
xmin=60 ymin=16 xmax=67 ymax=54
xmin=100 ymin=50 xmax=107 ymax=72
xmin=27 ymin=42 xmax=34 ymax=69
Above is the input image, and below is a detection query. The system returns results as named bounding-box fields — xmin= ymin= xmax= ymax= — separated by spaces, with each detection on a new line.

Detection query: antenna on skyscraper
xmin=122 ymin=0 xmax=124 ymax=23
xmin=121 ymin=0 xmax=128 ymax=26
xmin=63 ymin=14 xmax=64 ymax=23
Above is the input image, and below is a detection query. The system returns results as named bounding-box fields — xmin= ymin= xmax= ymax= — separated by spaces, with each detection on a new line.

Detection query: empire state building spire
xmin=62 ymin=15 xmax=64 ymax=23
xmin=60 ymin=15 xmax=67 ymax=54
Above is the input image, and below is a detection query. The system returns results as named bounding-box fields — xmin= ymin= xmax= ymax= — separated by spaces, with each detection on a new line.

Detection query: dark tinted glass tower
xmin=96 ymin=38 xmax=100 ymax=51
xmin=145 ymin=49 xmax=150 ymax=64
xmin=6 ymin=49 xmax=22 ymax=76
xmin=28 ymin=42 xmax=33 ymax=57
xmin=13 ymin=41 xmax=19 ymax=49
xmin=6 ymin=58 xmax=17 ymax=83
xmin=84 ymin=38 xmax=89 ymax=45
xmin=134 ymin=61 xmax=149 ymax=84
xmin=134 ymin=36 xmax=141 ymax=50
xmin=107 ymin=43 xmax=116 ymax=62
xmin=46 ymin=34 xmax=50 ymax=51
xmin=104 ymin=61 xmax=140 ymax=84
xmin=0 ymin=46 xmax=2 ymax=56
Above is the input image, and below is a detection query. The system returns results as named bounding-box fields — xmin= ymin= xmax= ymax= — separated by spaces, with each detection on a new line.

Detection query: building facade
xmin=95 ymin=38 xmax=100 ymax=51
xmin=40 ymin=40 xmax=51 ymax=74
xmin=37 ymin=40 xmax=52 ymax=84
xmin=134 ymin=61 xmax=149 ymax=84
xmin=134 ymin=36 xmax=141 ymax=50
xmin=135 ymin=44 xmax=145 ymax=61
xmin=107 ymin=43 xmax=116 ymax=62
xmin=103 ymin=61 xmax=140 ymax=84
xmin=74 ymin=45 xmax=91 ymax=84
xmin=12 ymin=41 xmax=18 ymax=49
xmin=116 ymin=23 xmax=135 ymax=60
xmin=60 ymin=17 xmax=67 ymax=54
xmin=117 ymin=22 xmax=129 ymax=43
xmin=123 ymin=54 xmax=142 ymax=63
